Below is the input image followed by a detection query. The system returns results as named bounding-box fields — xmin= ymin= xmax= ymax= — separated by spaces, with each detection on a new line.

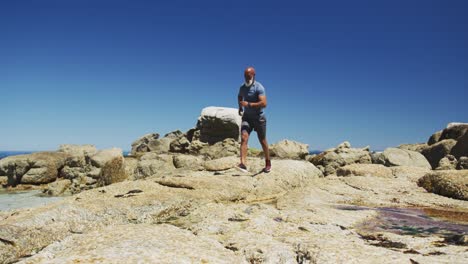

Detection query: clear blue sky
xmin=1 ymin=0 xmax=467 ymax=151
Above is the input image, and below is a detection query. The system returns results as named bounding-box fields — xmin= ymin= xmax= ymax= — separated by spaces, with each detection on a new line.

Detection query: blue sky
xmin=1 ymin=0 xmax=467 ymax=151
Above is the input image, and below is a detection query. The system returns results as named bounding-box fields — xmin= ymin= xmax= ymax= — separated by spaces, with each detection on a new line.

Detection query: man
xmin=237 ymin=66 xmax=271 ymax=173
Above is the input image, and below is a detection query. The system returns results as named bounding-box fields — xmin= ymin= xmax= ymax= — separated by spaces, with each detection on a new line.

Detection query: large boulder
xmin=131 ymin=133 xmax=160 ymax=153
xmin=374 ymin=148 xmax=431 ymax=169
xmin=89 ymin=148 xmax=127 ymax=186
xmin=397 ymin=143 xmax=428 ymax=153
xmin=131 ymin=131 xmax=183 ymax=155
xmin=309 ymin=142 xmax=372 ymax=176
xmin=0 ymin=152 xmax=68 ymax=185
xmin=390 ymin=166 xmax=431 ymax=182
xmin=193 ymin=138 xmax=240 ymax=159
xmin=336 ymin=164 xmax=393 ymax=178
xmin=435 ymin=155 xmax=458 ymax=170
xmin=134 ymin=153 xmax=175 ymax=179
xmin=58 ymin=144 xmax=97 ymax=167
xmin=421 ymin=139 xmax=457 ymax=169
xmin=173 ymin=154 xmax=205 ymax=171
xmin=268 ymin=139 xmax=309 ymax=159
xmin=196 ymin=107 xmax=242 ymax=144
xmin=428 ymin=130 xmax=442 ymax=146
xmin=418 ymin=170 xmax=468 ymax=200
xmin=457 ymin=157 xmax=468 ymax=170
xmin=450 ymin=130 xmax=468 ymax=159
xmin=439 ymin=123 xmax=468 ymax=141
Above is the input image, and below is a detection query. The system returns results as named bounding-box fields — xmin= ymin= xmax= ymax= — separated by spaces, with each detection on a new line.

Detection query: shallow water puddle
xmin=337 ymin=205 xmax=468 ymax=240
xmin=0 ymin=190 xmax=63 ymax=211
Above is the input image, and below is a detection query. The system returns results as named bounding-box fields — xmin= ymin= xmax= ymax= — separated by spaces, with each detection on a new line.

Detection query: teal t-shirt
xmin=238 ymin=81 xmax=266 ymax=117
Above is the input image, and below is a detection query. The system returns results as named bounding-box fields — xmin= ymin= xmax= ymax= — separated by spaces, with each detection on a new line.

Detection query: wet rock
xmin=337 ymin=164 xmax=393 ymax=178
xmin=418 ymin=170 xmax=468 ymax=200
xmin=374 ymin=148 xmax=431 ymax=169
xmin=421 ymin=139 xmax=457 ymax=169
xmin=268 ymin=139 xmax=309 ymax=160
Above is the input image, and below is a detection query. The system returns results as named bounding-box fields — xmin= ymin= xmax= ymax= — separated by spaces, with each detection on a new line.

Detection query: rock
xmin=194 ymin=138 xmax=240 ymax=159
xmin=164 ymin=130 xmax=183 ymax=138
xmin=374 ymin=148 xmax=431 ymax=169
xmin=268 ymin=140 xmax=309 ymax=160
xmin=309 ymin=142 xmax=371 ymax=176
xmin=135 ymin=154 xmax=175 ymax=179
xmin=390 ymin=166 xmax=431 ymax=182
xmin=450 ymin=130 xmax=468 ymax=159
xmin=435 ymin=155 xmax=457 ymax=170
xmin=45 ymin=179 xmax=72 ymax=196
xmin=20 ymin=224 xmax=244 ymax=263
xmin=457 ymin=157 xmax=468 ymax=170
xmin=58 ymin=144 xmax=97 ymax=156
xmin=173 ymin=154 xmax=205 ymax=171
xmin=336 ymin=164 xmax=393 ymax=178
xmin=421 ymin=139 xmax=457 ymax=169
xmin=440 ymin=123 xmax=468 ymax=141
xmin=130 ymin=133 xmax=160 ymax=153
xmin=0 ymin=176 xmax=7 ymax=186
xmin=428 ymin=131 xmax=442 ymax=146
xmin=196 ymin=106 xmax=242 ymax=144
xmin=204 ymin=156 xmax=239 ymax=171
xmin=124 ymin=157 xmax=139 ymax=180
xmin=397 ymin=143 xmax=428 ymax=153
xmin=169 ymin=135 xmax=191 ymax=153
xmin=0 ymin=152 xmax=68 ymax=185
xmin=418 ymin=170 xmax=468 ymax=200
xmin=89 ymin=148 xmax=127 ymax=186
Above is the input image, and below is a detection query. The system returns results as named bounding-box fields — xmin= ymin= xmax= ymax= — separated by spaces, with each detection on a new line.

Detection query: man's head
xmin=244 ymin=66 xmax=256 ymax=87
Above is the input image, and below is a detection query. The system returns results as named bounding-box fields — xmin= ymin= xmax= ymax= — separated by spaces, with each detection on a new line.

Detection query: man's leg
xmin=259 ymin=136 xmax=270 ymax=162
xmin=256 ymin=115 xmax=271 ymax=172
xmin=240 ymin=131 xmax=250 ymax=165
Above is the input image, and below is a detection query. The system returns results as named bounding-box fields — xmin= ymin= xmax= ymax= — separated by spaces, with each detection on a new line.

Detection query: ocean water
xmin=0 ymin=150 xmax=130 ymax=160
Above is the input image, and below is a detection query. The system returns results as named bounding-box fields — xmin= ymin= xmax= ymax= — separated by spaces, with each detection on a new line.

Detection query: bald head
xmin=244 ymin=67 xmax=256 ymax=87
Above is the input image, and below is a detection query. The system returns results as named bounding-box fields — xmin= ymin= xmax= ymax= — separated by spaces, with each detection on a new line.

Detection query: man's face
xmin=244 ymin=72 xmax=255 ymax=82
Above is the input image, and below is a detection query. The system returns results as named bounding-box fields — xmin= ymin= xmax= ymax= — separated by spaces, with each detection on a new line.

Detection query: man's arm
xmin=247 ymin=95 xmax=267 ymax=108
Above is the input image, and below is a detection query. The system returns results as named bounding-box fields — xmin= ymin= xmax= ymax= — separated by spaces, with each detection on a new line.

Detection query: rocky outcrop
xmin=374 ymin=148 xmax=431 ymax=169
xmin=397 ymin=143 xmax=428 ymax=153
xmin=309 ymin=142 xmax=372 ymax=175
xmin=428 ymin=130 xmax=442 ymax=145
xmin=390 ymin=166 xmax=431 ymax=182
xmin=450 ymin=131 xmax=468 ymax=159
xmin=418 ymin=170 xmax=468 ymax=200
xmin=192 ymin=138 xmax=240 ymax=159
xmin=436 ymin=155 xmax=458 ymax=170
xmin=133 ymin=153 xmax=175 ymax=179
xmin=204 ymin=156 xmax=238 ymax=171
xmin=173 ymin=154 xmax=205 ymax=171
xmin=421 ymin=139 xmax=457 ymax=169
xmin=439 ymin=123 xmax=468 ymax=141
xmin=131 ymin=131 xmax=183 ymax=155
xmin=44 ymin=146 xmax=127 ymax=195
xmin=268 ymin=139 xmax=309 ymax=159
xmin=457 ymin=157 xmax=468 ymax=170
xmin=0 ymin=152 xmax=68 ymax=186
xmin=196 ymin=106 xmax=241 ymax=144
xmin=336 ymin=164 xmax=393 ymax=178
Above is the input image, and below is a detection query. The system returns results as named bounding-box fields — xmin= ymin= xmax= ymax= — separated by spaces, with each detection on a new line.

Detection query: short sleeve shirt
xmin=238 ymin=81 xmax=266 ymax=117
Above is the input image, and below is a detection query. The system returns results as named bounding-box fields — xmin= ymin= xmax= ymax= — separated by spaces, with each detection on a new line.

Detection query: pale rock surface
xmin=268 ymin=139 xmax=309 ymax=159
xmin=436 ymin=155 xmax=458 ymax=170
xmin=418 ymin=170 xmax=468 ymax=200
xmin=196 ymin=106 xmax=242 ymax=144
xmin=375 ymin=147 xmax=431 ymax=169
xmin=173 ymin=154 xmax=205 ymax=171
xmin=336 ymin=164 xmax=393 ymax=178
xmin=204 ymin=156 xmax=239 ymax=171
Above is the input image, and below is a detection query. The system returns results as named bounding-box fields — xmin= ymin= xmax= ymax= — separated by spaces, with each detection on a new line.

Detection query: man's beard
xmin=244 ymin=78 xmax=254 ymax=87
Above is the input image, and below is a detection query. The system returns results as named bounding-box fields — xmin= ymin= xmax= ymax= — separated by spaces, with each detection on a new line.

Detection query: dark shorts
xmin=241 ymin=114 xmax=267 ymax=139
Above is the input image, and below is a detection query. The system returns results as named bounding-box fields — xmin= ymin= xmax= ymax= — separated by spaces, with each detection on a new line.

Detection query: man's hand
xmin=238 ymin=107 xmax=243 ymax=116
xmin=240 ymin=101 xmax=249 ymax=107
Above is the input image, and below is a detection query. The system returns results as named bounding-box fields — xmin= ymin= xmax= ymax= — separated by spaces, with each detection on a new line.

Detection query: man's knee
xmin=241 ymin=132 xmax=250 ymax=143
